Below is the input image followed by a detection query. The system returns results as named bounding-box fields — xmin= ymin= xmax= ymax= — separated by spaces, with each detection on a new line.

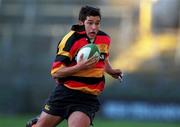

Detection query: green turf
xmin=93 ymin=119 xmax=180 ymax=127
xmin=0 ymin=115 xmax=180 ymax=127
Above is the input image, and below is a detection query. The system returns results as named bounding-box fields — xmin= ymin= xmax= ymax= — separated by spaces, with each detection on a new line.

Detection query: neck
xmin=90 ymin=38 xmax=94 ymax=43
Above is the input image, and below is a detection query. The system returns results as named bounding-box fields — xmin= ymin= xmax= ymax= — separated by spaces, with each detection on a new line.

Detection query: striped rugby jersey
xmin=51 ymin=25 xmax=111 ymax=95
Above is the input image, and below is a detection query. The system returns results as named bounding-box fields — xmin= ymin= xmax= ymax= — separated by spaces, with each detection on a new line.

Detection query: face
xmin=83 ymin=16 xmax=100 ymax=39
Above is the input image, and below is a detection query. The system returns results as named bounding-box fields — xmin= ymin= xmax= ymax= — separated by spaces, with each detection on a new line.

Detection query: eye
xmin=87 ymin=22 xmax=93 ymax=25
xmin=95 ymin=22 xmax=100 ymax=26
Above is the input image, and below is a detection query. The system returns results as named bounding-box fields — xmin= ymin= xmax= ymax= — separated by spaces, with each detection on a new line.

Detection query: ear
xmin=78 ymin=21 xmax=84 ymax=25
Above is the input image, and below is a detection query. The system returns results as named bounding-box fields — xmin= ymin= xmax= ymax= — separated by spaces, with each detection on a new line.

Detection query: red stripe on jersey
xmin=95 ymin=35 xmax=111 ymax=45
xmin=64 ymin=80 xmax=105 ymax=95
xmin=51 ymin=61 xmax=63 ymax=70
xmin=69 ymin=38 xmax=88 ymax=57
xmin=95 ymin=61 xmax=105 ymax=68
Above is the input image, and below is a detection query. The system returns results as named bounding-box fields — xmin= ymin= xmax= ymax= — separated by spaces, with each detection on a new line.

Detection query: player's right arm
xmin=51 ymin=55 xmax=98 ymax=78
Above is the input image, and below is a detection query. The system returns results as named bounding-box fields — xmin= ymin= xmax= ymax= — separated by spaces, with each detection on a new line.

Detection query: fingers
xmin=76 ymin=55 xmax=99 ymax=70
xmin=88 ymin=55 xmax=99 ymax=62
xmin=78 ymin=54 xmax=98 ymax=63
xmin=118 ymin=72 xmax=123 ymax=79
xmin=85 ymin=57 xmax=98 ymax=67
xmin=111 ymin=70 xmax=123 ymax=80
xmin=111 ymin=69 xmax=122 ymax=76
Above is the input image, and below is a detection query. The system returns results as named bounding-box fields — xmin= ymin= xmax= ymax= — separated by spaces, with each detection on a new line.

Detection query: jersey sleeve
xmin=51 ymin=31 xmax=76 ymax=75
xmin=96 ymin=31 xmax=111 ymax=60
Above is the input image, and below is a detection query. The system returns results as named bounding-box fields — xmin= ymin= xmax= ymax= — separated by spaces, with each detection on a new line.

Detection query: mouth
xmin=89 ymin=32 xmax=96 ymax=38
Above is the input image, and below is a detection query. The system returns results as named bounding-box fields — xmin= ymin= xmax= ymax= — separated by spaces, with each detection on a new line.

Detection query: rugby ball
xmin=76 ymin=44 xmax=100 ymax=63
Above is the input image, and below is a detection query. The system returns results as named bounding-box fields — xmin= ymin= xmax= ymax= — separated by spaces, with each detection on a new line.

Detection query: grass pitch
xmin=0 ymin=115 xmax=179 ymax=127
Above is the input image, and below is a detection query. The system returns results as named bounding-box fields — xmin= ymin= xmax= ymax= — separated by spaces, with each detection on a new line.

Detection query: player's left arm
xmin=104 ymin=58 xmax=123 ymax=80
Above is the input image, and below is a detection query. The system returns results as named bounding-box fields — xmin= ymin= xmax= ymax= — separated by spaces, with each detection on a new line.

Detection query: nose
xmin=92 ymin=24 xmax=97 ymax=30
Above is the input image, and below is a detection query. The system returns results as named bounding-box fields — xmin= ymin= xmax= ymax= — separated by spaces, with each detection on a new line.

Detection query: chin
xmin=90 ymin=37 xmax=95 ymax=40
xmin=88 ymin=35 xmax=96 ymax=39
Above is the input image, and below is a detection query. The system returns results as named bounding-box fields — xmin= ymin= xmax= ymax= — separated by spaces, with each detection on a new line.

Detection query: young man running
xmin=26 ymin=5 xmax=122 ymax=127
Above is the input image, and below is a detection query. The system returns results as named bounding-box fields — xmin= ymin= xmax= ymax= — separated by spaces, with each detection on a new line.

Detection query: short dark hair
xmin=78 ymin=5 xmax=101 ymax=22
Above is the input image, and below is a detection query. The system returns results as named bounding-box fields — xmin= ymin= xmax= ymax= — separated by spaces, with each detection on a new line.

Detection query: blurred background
xmin=0 ymin=0 xmax=180 ymax=126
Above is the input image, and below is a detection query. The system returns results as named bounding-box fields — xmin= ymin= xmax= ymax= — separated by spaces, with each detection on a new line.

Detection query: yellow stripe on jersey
xmin=58 ymin=51 xmax=72 ymax=59
xmin=57 ymin=31 xmax=75 ymax=59
xmin=51 ymin=64 xmax=65 ymax=75
xmin=97 ymin=44 xmax=108 ymax=54
xmin=64 ymin=84 xmax=101 ymax=95
xmin=72 ymin=68 xmax=104 ymax=77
